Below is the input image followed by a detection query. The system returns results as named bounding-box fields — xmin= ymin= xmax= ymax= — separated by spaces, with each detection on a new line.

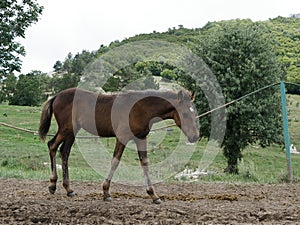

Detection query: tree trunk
xmin=223 ymin=144 xmax=240 ymax=174
xmin=224 ymin=163 xmax=239 ymax=174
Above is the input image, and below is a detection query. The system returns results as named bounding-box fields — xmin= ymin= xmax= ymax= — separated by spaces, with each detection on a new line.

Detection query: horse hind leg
xmin=47 ymin=133 xmax=64 ymax=194
xmin=59 ymin=135 xmax=76 ymax=196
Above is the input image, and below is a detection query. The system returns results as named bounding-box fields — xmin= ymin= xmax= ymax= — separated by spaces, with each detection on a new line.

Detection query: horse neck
xmin=144 ymin=96 xmax=177 ymax=120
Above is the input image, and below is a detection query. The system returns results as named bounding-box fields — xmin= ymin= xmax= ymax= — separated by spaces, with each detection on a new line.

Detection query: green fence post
xmin=280 ymin=81 xmax=293 ymax=182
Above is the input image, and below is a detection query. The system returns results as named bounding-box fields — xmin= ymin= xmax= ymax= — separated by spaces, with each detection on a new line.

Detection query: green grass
xmin=1 ymin=97 xmax=300 ymax=184
xmin=287 ymin=94 xmax=300 ymax=147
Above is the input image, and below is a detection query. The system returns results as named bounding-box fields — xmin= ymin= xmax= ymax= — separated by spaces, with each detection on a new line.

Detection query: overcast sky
xmin=19 ymin=0 xmax=300 ymax=74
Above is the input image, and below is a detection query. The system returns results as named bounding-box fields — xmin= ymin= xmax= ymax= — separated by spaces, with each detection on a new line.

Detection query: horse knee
xmin=140 ymin=157 xmax=150 ymax=167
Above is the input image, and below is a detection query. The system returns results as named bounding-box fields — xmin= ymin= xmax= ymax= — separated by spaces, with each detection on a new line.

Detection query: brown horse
xmin=39 ymin=88 xmax=199 ymax=204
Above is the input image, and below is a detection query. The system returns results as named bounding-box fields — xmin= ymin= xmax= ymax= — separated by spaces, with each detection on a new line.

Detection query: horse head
xmin=173 ymin=90 xmax=200 ymax=143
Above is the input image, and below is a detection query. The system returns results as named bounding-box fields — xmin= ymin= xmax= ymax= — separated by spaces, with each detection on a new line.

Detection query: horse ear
xmin=178 ymin=90 xmax=184 ymax=102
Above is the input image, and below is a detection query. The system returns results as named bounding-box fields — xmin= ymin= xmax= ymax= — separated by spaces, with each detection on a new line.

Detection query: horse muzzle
xmin=188 ymin=134 xmax=199 ymax=143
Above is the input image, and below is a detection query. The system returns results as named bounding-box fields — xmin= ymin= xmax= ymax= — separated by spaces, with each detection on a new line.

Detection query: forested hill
xmin=1 ymin=16 xmax=300 ymax=106
xmin=54 ymin=16 xmax=300 ymax=88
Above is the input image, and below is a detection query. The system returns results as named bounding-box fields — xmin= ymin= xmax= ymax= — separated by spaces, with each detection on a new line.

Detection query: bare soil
xmin=0 ymin=178 xmax=300 ymax=224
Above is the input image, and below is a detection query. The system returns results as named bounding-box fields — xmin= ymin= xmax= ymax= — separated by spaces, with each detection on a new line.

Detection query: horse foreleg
xmin=60 ymin=136 xmax=75 ymax=196
xmin=135 ymin=138 xmax=162 ymax=204
xmin=102 ymin=139 xmax=125 ymax=202
xmin=47 ymin=133 xmax=63 ymax=194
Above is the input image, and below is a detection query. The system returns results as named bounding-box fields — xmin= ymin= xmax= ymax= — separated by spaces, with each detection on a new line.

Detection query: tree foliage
xmin=268 ymin=17 xmax=300 ymax=93
xmin=0 ymin=73 xmax=17 ymax=101
xmin=0 ymin=0 xmax=43 ymax=76
xmin=197 ymin=20 xmax=284 ymax=173
xmin=9 ymin=71 xmax=47 ymax=106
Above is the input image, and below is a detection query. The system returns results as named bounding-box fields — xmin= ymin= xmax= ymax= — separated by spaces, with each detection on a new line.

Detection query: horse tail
xmin=38 ymin=96 xmax=56 ymax=142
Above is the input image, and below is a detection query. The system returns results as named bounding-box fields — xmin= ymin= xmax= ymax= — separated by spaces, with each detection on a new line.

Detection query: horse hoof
xmin=67 ymin=191 xmax=76 ymax=197
xmin=103 ymin=196 xmax=112 ymax=202
xmin=48 ymin=186 xmax=56 ymax=194
xmin=153 ymin=198 xmax=162 ymax=204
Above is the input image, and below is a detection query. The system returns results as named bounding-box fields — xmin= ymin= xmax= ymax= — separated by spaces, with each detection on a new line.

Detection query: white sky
xmin=19 ymin=0 xmax=300 ymax=74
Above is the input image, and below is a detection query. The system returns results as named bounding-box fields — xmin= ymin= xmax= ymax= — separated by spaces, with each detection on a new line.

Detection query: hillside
xmin=2 ymin=16 xmax=300 ymax=105
xmin=268 ymin=17 xmax=300 ymax=90
xmin=50 ymin=16 xmax=300 ymax=93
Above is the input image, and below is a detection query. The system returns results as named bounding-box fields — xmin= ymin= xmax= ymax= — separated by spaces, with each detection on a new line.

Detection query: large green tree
xmin=196 ymin=20 xmax=284 ymax=173
xmin=9 ymin=71 xmax=46 ymax=106
xmin=0 ymin=0 xmax=43 ymax=76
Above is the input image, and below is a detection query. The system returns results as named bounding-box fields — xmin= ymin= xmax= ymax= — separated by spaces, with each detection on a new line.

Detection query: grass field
xmin=1 ymin=95 xmax=300 ymax=184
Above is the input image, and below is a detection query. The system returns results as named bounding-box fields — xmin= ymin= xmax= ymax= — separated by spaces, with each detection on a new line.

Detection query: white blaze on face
xmin=189 ymin=107 xmax=194 ymax=113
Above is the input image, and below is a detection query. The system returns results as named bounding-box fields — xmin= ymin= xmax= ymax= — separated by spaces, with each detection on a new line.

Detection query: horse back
xmin=52 ymin=88 xmax=115 ymax=137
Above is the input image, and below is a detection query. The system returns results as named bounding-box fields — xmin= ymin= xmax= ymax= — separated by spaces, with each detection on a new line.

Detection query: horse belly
xmin=96 ymin=129 xmax=115 ymax=137
xmin=78 ymin=119 xmax=113 ymax=137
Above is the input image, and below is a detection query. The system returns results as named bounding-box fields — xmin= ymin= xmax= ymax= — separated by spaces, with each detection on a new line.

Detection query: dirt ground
xmin=0 ymin=178 xmax=300 ymax=224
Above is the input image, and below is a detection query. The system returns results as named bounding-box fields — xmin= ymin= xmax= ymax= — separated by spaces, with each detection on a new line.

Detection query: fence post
xmin=280 ymin=81 xmax=293 ymax=182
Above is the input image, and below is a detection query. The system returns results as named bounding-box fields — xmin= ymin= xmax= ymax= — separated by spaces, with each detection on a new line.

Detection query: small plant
xmin=239 ymin=159 xmax=259 ymax=182
xmin=277 ymin=173 xmax=289 ymax=183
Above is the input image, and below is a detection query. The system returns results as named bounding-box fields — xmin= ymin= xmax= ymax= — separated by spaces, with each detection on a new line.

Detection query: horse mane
xmin=110 ymin=89 xmax=191 ymax=101
xmin=124 ymin=90 xmax=177 ymax=98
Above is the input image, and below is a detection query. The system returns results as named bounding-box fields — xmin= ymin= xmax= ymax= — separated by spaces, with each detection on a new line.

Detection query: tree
xmin=70 ymin=50 xmax=95 ymax=76
xmin=53 ymin=61 xmax=62 ymax=72
xmin=9 ymin=71 xmax=45 ymax=106
xmin=0 ymin=73 xmax=17 ymax=102
xmin=0 ymin=0 xmax=43 ymax=77
xmin=50 ymin=73 xmax=77 ymax=93
xmin=61 ymin=53 xmax=73 ymax=73
xmin=196 ymin=20 xmax=284 ymax=173
xmin=0 ymin=73 xmax=17 ymax=103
